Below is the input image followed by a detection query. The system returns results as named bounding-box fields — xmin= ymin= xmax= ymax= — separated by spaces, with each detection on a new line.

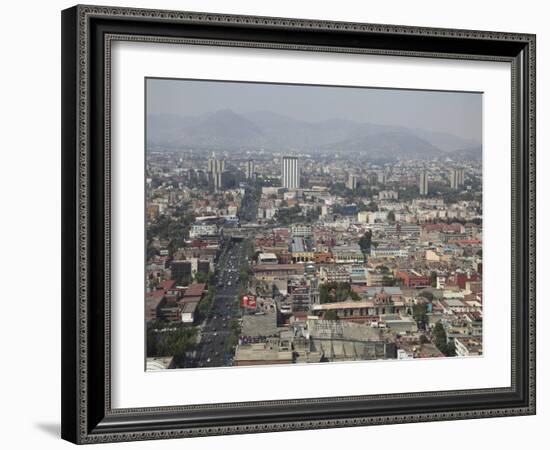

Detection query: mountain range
xmin=146 ymin=109 xmax=481 ymax=160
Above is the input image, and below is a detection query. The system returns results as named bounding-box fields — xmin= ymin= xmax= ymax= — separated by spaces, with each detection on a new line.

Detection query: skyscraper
xmin=419 ymin=170 xmax=429 ymax=196
xmin=208 ymin=154 xmax=227 ymax=191
xmin=245 ymin=159 xmax=255 ymax=180
xmin=450 ymin=168 xmax=465 ymax=190
xmin=346 ymin=174 xmax=358 ymax=190
xmin=281 ymin=156 xmax=300 ymax=189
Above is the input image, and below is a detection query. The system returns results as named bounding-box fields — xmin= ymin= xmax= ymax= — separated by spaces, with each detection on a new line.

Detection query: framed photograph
xmin=61 ymin=5 xmax=536 ymax=444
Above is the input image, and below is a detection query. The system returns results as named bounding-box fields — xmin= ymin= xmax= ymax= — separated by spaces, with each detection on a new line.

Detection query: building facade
xmin=450 ymin=168 xmax=465 ymax=190
xmin=419 ymin=170 xmax=429 ymax=196
xmin=281 ymin=156 xmax=300 ymax=189
xmin=245 ymin=159 xmax=255 ymax=180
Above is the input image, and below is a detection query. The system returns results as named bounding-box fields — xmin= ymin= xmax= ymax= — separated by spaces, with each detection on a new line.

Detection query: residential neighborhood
xmin=145 ymin=150 xmax=483 ymax=370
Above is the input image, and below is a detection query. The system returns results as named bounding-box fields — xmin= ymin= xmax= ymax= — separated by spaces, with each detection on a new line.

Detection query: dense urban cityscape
xmin=145 ymin=144 xmax=483 ymax=370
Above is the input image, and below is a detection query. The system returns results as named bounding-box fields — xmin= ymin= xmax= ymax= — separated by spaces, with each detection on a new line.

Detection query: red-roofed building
xmin=178 ymin=283 xmax=206 ymax=305
xmin=452 ymin=239 xmax=482 ymax=245
xmin=422 ymin=223 xmax=463 ymax=234
xmin=453 ymin=272 xmax=480 ymax=289
xmin=146 ymin=291 xmax=166 ymax=322
xmin=291 ymin=312 xmax=309 ymax=322
xmin=158 ymin=279 xmax=176 ymax=291
xmin=395 ymin=270 xmax=430 ymax=288
xmin=184 ymin=283 xmax=206 ymax=298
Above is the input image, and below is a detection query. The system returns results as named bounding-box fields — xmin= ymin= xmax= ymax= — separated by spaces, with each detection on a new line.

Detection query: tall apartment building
xmin=419 ymin=170 xmax=429 ymax=196
xmin=281 ymin=156 xmax=300 ymax=189
xmin=245 ymin=159 xmax=255 ymax=180
xmin=207 ymin=154 xmax=227 ymax=191
xmin=346 ymin=173 xmax=358 ymax=190
xmin=450 ymin=168 xmax=465 ymax=190
xmin=171 ymin=260 xmax=192 ymax=285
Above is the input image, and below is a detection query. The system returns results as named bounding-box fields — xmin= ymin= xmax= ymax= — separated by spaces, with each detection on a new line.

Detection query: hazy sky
xmin=146 ymin=78 xmax=482 ymax=142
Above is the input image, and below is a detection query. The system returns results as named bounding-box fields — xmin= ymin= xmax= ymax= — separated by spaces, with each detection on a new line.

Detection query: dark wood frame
xmin=61 ymin=4 xmax=536 ymax=444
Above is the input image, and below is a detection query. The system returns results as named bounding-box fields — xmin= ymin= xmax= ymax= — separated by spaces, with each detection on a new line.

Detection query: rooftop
xmin=184 ymin=283 xmax=206 ymax=298
xmin=146 ymin=356 xmax=174 ymax=371
xmin=291 ymin=237 xmax=306 ymax=253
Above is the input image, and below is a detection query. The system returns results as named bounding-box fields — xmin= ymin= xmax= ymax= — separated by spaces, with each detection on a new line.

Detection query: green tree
xmin=229 ymin=318 xmax=240 ymax=332
xmin=196 ymin=289 xmax=214 ymax=322
xmin=433 ymin=322 xmax=455 ymax=356
xmin=194 ymin=271 xmax=209 ymax=283
xmin=358 ymin=230 xmax=372 ymax=252
xmin=413 ymin=304 xmax=428 ymax=323
xmin=152 ymin=325 xmax=197 ymax=366
xmin=239 ymin=266 xmax=251 ymax=284
xmin=149 ymin=276 xmax=159 ymax=289
xmin=225 ymin=319 xmax=241 ymax=353
xmin=146 ymin=244 xmax=158 ymax=260
xmin=146 ymin=326 xmax=158 ymax=356
xmin=319 ymin=282 xmax=358 ymax=303
xmin=420 ymin=291 xmax=434 ymax=302
xmin=225 ymin=333 xmax=239 ymax=352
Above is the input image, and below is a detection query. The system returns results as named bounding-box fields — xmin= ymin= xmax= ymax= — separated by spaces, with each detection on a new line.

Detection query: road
xmin=189 ymin=186 xmax=258 ymax=368
xmin=194 ymin=239 xmax=248 ymax=367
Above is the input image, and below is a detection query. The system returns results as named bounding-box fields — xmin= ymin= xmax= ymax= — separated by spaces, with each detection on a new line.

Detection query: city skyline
xmin=145 ymin=79 xmax=483 ymax=371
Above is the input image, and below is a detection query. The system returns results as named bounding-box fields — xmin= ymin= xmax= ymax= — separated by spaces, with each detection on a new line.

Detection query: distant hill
xmin=322 ymin=131 xmax=443 ymax=159
xmin=445 ymin=146 xmax=483 ymax=161
xmin=166 ymin=109 xmax=266 ymax=149
xmin=146 ymin=109 xmax=480 ymax=160
xmin=412 ymin=129 xmax=480 ymax=153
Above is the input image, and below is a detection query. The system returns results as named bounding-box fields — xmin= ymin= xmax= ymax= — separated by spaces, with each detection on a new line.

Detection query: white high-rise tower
xmin=450 ymin=168 xmax=465 ymax=190
xmin=419 ymin=170 xmax=429 ymax=196
xmin=281 ymin=156 xmax=300 ymax=189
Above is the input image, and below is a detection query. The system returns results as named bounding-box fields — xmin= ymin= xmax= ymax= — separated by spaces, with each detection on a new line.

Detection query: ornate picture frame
xmin=61 ymin=5 xmax=535 ymax=444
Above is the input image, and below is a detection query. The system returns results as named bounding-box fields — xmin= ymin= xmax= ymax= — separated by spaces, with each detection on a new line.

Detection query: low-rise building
xmin=291 ymin=225 xmax=312 ymax=237
xmin=180 ymin=301 xmax=199 ymax=323
xmin=370 ymin=247 xmax=408 ymax=258
xmin=258 ymin=252 xmax=279 ymax=264
xmin=146 ymin=356 xmax=175 ymax=371
xmin=189 ymin=223 xmax=218 ymax=238
xmin=395 ymin=270 xmax=431 ymax=288
xmin=252 ymin=264 xmax=305 ymax=280
xmin=332 ymin=243 xmax=364 ymax=263
xmin=454 ymin=337 xmax=483 ymax=357
xmin=234 ymin=338 xmax=294 ymax=366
